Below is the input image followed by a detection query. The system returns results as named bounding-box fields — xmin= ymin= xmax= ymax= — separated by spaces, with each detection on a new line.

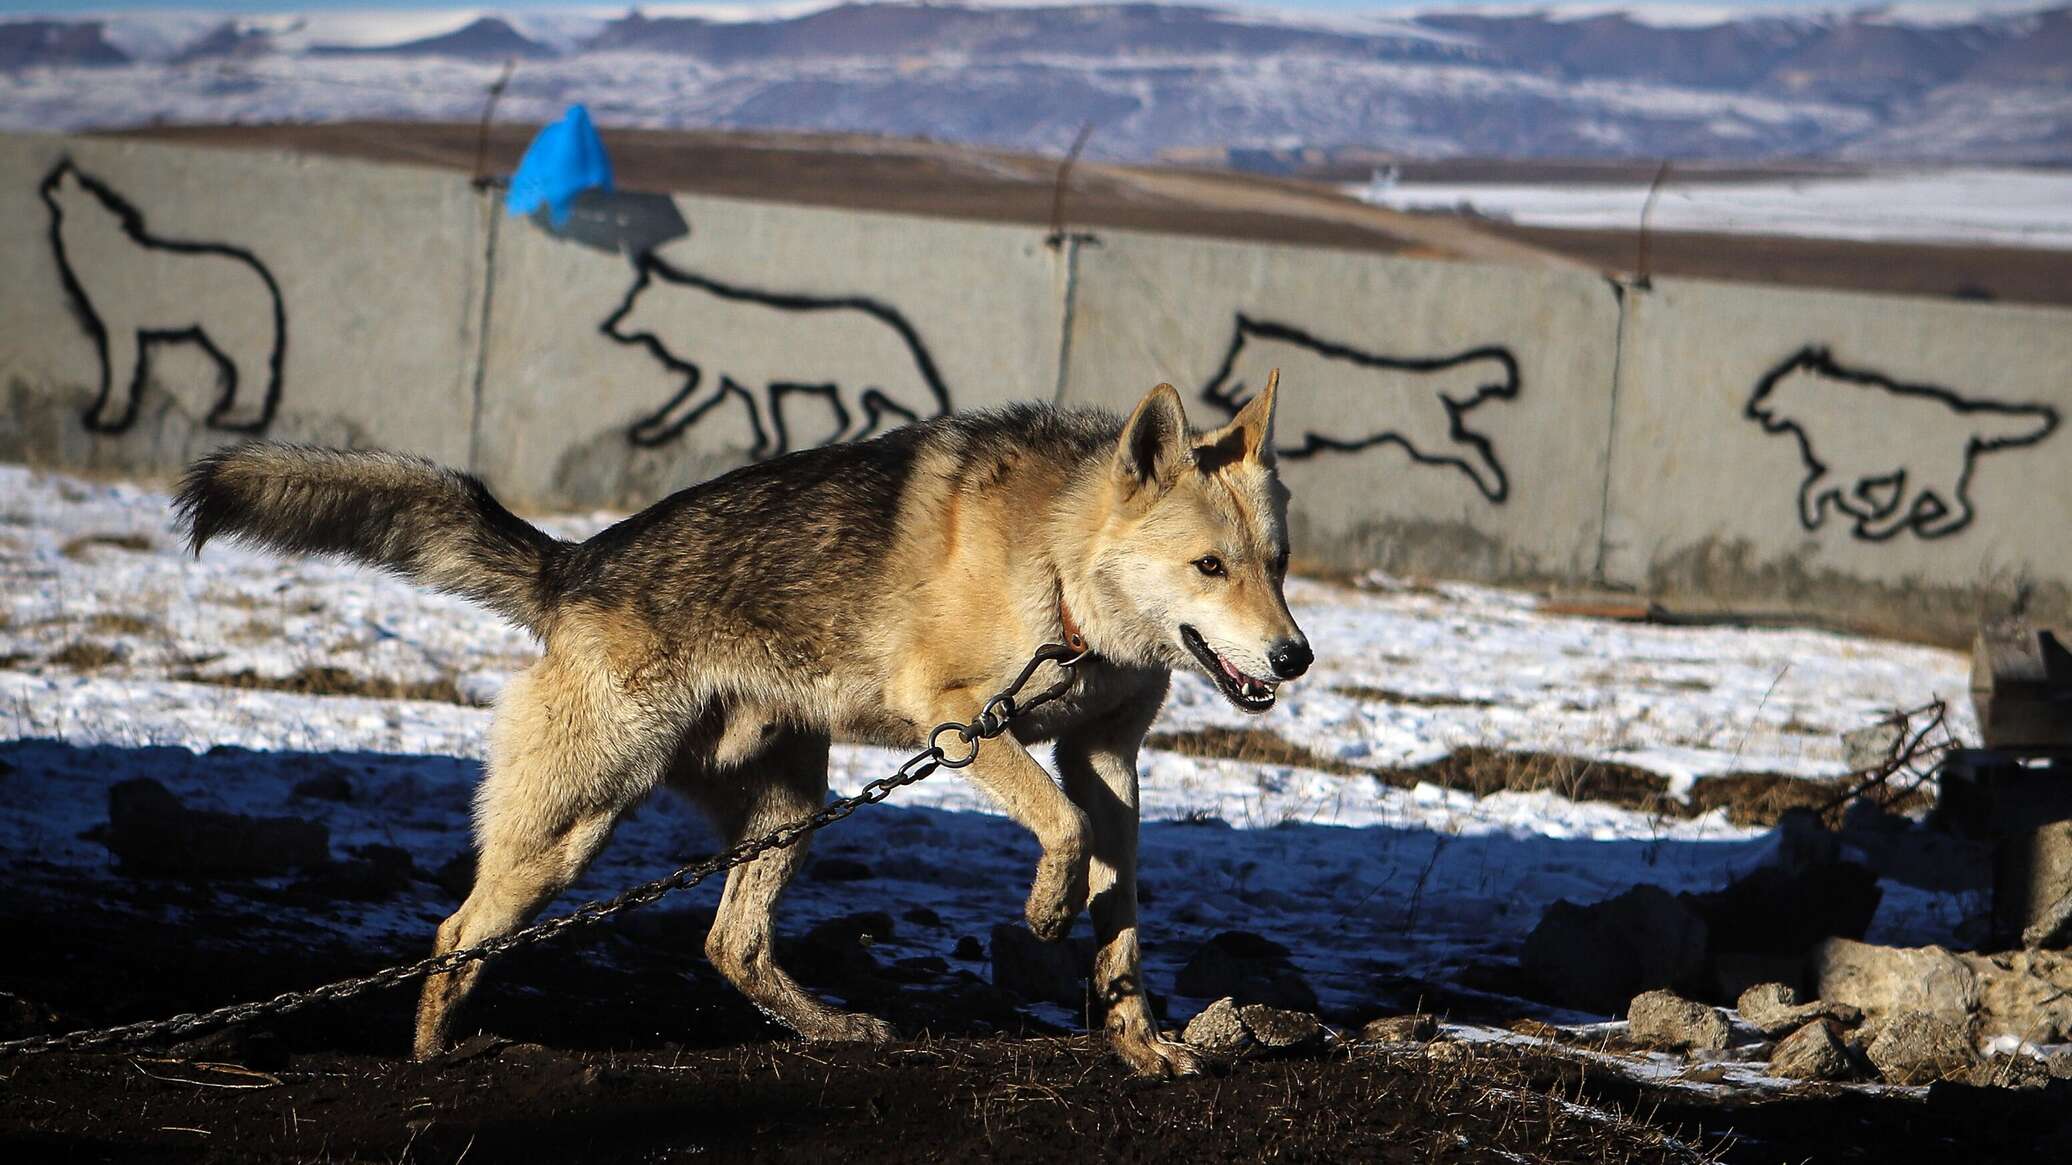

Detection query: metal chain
xmin=0 ymin=643 xmax=1086 ymax=1057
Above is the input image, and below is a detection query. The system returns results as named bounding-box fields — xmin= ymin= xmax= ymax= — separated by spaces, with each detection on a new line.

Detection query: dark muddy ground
xmin=5 ymin=877 xmax=2070 ymax=1164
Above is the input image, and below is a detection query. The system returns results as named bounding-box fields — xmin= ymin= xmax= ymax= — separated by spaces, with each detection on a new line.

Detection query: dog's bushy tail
xmin=175 ymin=443 xmax=568 ymax=635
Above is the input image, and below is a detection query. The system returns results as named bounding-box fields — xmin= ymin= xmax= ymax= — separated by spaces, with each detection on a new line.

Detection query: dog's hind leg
xmin=412 ymin=657 xmax=667 ymax=1059
xmin=693 ymin=729 xmax=894 ymax=1043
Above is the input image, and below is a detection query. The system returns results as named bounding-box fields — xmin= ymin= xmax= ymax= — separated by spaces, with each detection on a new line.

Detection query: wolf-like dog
xmin=175 ymin=380 xmax=1310 ymax=1077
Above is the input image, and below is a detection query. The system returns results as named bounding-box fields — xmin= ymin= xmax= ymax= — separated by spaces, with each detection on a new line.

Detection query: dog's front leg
xmin=1055 ymin=710 xmax=1205 ymax=1079
xmin=947 ymin=728 xmax=1091 ymax=943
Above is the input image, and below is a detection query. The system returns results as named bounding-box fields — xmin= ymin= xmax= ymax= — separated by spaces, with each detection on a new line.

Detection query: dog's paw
xmin=800 ymin=1011 xmax=896 ymax=1045
xmin=1112 ymin=1032 xmax=1208 ymax=1079
xmin=1024 ymin=851 xmax=1089 ymax=943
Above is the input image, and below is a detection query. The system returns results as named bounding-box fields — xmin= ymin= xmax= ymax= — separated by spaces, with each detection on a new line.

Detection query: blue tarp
xmin=504 ymin=105 xmax=614 ymax=226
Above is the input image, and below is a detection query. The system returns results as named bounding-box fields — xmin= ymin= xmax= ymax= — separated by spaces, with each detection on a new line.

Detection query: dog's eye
xmin=1193 ymin=555 xmax=1226 ymax=578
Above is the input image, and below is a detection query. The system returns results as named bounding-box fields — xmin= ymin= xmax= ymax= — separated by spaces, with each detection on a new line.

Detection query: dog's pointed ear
xmin=1114 ymin=382 xmax=1189 ymax=496
xmin=1197 ymin=368 xmax=1278 ymax=469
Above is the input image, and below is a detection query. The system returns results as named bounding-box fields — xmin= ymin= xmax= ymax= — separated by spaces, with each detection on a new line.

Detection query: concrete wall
xmin=0 ymin=134 xmax=488 ymax=474
xmin=475 ymin=190 xmax=1069 ymax=510
xmin=1058 ymin=230 xmax=1622 ymax=583
xmin=1602 ymin=278 xmax=2072 ymax=641
xmin=4 ymin=131 xmax=2069 ymax=638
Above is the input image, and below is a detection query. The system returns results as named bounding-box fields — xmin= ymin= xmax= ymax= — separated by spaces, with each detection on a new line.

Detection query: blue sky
xmin=5 ymin=0 xmax=1968 ymax=14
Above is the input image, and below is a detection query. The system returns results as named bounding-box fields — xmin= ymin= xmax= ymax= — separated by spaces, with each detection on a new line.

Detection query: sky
xmin=5 ymin=0 xmax=2026 ymax=16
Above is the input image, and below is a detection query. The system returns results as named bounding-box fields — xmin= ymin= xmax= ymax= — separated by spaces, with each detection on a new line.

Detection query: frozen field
xmin=1 ymin=464 xmax=1976 ymax=1034
xmin=1351 ymin=167 xmax=2072 ymax=250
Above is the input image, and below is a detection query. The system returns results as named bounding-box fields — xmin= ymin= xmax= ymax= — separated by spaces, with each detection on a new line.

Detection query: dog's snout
xmin=1268 ymin=638 xmax=1312 ymax=680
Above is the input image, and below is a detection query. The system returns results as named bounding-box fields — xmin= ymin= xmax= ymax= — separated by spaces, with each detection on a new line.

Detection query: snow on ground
xmin=0 ymin=463 xmax=1976 ymax=1033
xmin=1350 ymin=167 xmax=2072 ymax=250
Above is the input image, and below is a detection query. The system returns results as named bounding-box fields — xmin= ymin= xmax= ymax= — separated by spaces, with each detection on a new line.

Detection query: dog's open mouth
xmin=1179 ymin=625 xmax=1279 ymax=713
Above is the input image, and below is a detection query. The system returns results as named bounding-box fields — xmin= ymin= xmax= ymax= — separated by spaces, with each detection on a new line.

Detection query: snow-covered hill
xmin=2 ymin=2 xmax=2068 ymax=163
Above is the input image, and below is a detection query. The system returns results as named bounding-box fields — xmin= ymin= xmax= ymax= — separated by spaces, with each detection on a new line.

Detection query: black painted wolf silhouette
xmin=602 ymin=253 xmax=951 ymax=457
xmin=1746 ymin=347 xmax=2060 ymax=542
xmin=1200 ymin=316 xmax=1519 ymax=503
xmin=39 ymin=160 xmax=286 ymax=434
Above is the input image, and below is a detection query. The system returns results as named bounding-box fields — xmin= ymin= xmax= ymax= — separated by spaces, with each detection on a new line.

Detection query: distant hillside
xmin=4 ymin=3 xmax=2070 ymax=164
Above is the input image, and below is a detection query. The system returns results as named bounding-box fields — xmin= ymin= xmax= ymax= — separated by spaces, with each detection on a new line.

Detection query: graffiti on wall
xmin=39 ymin=160 xmax=286 ymax=434
xmin=1746 ymin=346 xmax=2061 ymax=542
xmin=1199 ymin=316 xmax=1520 ymax=503
xmin=601 ymin=252 xmax=952 ymax=457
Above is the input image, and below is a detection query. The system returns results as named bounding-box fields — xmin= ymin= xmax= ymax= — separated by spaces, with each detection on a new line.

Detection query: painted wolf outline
xmin=39 ymin=159 xmax=286 ymax=434
xmin=1746 ymin=346 xmax=2061 ymax=542
xmin=1201 ymin=315 xmax=1520 ymax=503
xmin=603 ymin=252 xmax=952 ymax=457
xmin=175 ymin=378 xmax=1311 ymax=1078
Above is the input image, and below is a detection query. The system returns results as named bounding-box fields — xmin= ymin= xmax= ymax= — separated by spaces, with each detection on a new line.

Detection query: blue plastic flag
xmin=504 ymin=105 xmax=614 ymax=226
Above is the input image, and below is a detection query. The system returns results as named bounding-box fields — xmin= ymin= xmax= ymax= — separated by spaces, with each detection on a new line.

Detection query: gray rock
xmin=1627 ymin=989 xmax=1731 ymax=1052
xmin=1173 ymin=931 xmax=1317 ymax=1012
xmin=1737 ymin=981 xmax=1862 ymax=1037
xmin=1235 ymin=1003 xmax=1325 ymax=1052
xmin=1523 ymin=885 xmax=1709 ymax=1015
xmin=1361 ymin=1014 xmax=1439 ymax=1043
xmin=988 ymin=923 xmax=1091 ymax=1006
xmin=104 ymin=777 xmax=329 ymax=878
xmin=1814 ymin=938 xmax=1978 ymax=1022
xmin=1182 ymin=997 xmax=1250 ymax=1053
xmin=1769 ymin=1020 xmax=1852 ymax=1081
xmin=1866 ymin=1011 xmax=1979 ymax=1085
xmin=1180 ymin=997 xmax=1325 ymax=1056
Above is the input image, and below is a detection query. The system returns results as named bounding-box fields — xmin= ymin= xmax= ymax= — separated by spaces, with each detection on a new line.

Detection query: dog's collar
xmin=1056 ymin=585 xmax=1089 ymax=658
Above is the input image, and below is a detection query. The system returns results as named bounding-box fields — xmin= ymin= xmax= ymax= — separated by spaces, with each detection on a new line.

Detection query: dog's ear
xmin=1196 ymin=368 xmax=1278 ymax=470
xmin=1114 ymin=382 xmax=1189 ymax=497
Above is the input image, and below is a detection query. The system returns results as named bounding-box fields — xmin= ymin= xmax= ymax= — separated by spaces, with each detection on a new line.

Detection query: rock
xmin=1522 ymin=885 xmax=1708 ymax=1015
xmin=902 ymin=907 xmax=944 ymax=928
xmin=2048 ymin=1049 xmax=2072 ymax=1080
xmin=434 ymin=851 xmax=476 ymax=899
xmin=1866 ymin=1011 xmax=1979 ymax=1085
xmin=104 ymin=777 xmax=329 ymax=878
xmin=1685 ymin=861 xmax=1880 ymax=958
xmin=1843 ymin=720 xmax=1904 ymax=772
xmin=788 ymin=912 xmax=896 ymax=986
xmin=1769 ymin=1020 xmax=1853 ymax=1081
xmin=809 ymin=857 xmax=873 ymax=882
xmin=952 ymin=935 xmax=984 ymax=961
xmin=1960 ymin=948 xmax=2072 ymax=1044
xmin=291 ymin=768 xmax=354 ymax=802
xmin=1815 ymin=938 xmax=1979 ymax=1022
xmin=2005 ymin=822 xmax=2072 ymax=946
xmin=1182 ymin=997 xmax=1251 ymax=1053
xmin=1963 ymin=1054 xmax=2053 ymax=1091
xmin=1627 ymin=989 xmax=1731 ymax=1052
xmin=0 ymin=992 xmax=57 ymax=1039
xmin=988 ymin=923 xmax=1091 ymax=1006
xmin=1237 ymin=1003 xmax=1325 ymax=1052
xmin=1173 ymin=931 xmax=1317 ymax=1012
xmin=1361 ymin=1014 xmax=1439 ymax=1043
xmin=1736 ymin=981 xmax=1862 ymax=1037
xmin=1180 ymin=997 xmax=1326 ymax=1056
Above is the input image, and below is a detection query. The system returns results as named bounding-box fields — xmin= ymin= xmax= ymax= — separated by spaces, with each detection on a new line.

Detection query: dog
xmin=604 ymin=253 xmax=952 ymax=456
xmin=175 ymin=377 xmax=1310 ymax=1077
xmin=40 ymin=160 xmax=286 ymax=435
xmin=1746 ymin=347 xmax=2060 ymax=541
xmin=1203 ymin=316 xmax=1518 ymax=502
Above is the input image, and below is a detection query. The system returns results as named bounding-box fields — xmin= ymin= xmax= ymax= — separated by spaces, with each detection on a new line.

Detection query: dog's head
xmin=1081 ymin=376 xmax=1310 ymax=713
xmin=1748 ymin=347 xmax=1839 ymax=429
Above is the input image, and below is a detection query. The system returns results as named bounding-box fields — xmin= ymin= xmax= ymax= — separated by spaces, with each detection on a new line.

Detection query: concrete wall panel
xmin=474 ymin=193 xmax=1068 ymax=509
xmin=1603 ymin=278 xmax=2072 ymax=637
xmin=1059 ymin=230 xmax=1622 ymax=582
xmin=0 ymin=134 xmax=486 ymax=475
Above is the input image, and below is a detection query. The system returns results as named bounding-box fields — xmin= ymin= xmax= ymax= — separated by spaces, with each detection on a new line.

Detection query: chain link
xmin=0 ymin=643 xmax=1086 ymax=1057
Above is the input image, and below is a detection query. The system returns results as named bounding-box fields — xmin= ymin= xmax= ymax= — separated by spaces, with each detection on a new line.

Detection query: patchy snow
xmin=0 ymin=463 xmax=1975 ymax=1046
xmin=1350 ymin=166 xmax=2072 ymax=249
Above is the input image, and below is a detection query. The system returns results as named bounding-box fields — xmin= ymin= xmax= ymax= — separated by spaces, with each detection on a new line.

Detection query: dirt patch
xmin=43 ymin=640 xmax=123 ymax=669
xmin=1147 ymin=727 xmax=1361 ymax=776
xmin=1336 ymin=684 xmax=1498 ymax=709
xmin=58 ymin=532 xmax=153 ymax=559
xmin=1379 ymin=747 xmax=1675 ymax=811
xmin=179 ymin=666 xmax=473 ymax=706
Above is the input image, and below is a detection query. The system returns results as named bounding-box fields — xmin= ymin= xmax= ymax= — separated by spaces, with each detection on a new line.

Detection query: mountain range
xmin=4 ymin=3 xmax=2068 ymax=162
